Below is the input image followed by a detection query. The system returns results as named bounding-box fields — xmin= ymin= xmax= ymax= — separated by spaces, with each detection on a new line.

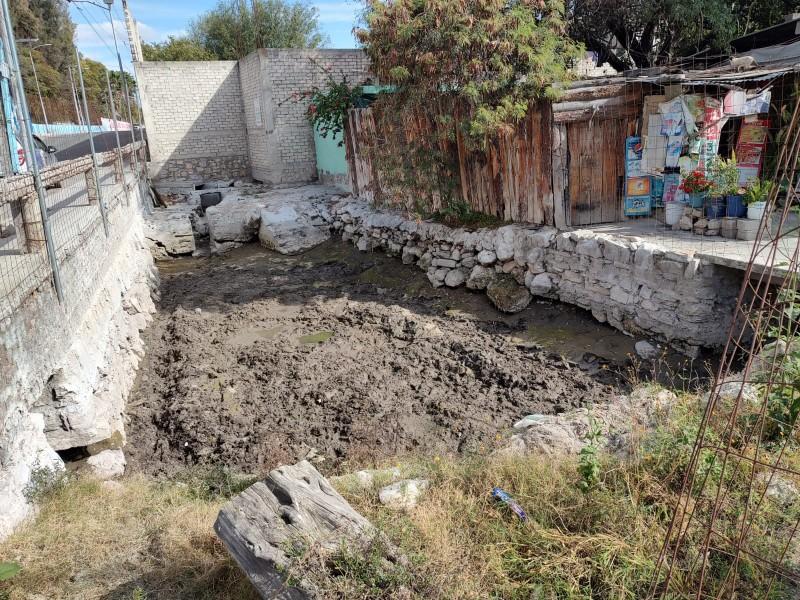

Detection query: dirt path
xmin=126 ymin=241 xmax=628 ymax=476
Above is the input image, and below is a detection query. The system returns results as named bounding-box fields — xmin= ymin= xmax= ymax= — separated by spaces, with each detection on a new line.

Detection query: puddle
xmin=298 ymin=331 xmax=334 ymax=344
xmin=227 ymin=326 xmax=284 ymax=345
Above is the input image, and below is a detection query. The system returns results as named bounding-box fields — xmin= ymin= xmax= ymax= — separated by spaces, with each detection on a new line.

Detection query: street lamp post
xmin=18 ymin=39 xmax=51 ymax=133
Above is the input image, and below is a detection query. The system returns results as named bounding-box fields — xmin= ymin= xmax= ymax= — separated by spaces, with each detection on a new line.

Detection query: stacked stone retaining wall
xmin=329 ymin=199 xmax=742 ymax=353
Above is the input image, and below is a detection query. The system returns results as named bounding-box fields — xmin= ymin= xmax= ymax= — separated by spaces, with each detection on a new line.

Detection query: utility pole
xmin=120 ymin=0 xmax=143 ymax=62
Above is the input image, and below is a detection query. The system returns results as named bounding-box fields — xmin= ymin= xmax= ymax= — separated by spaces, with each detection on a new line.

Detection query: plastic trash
xmin=491 ymin=487 xmax=527 ymax=521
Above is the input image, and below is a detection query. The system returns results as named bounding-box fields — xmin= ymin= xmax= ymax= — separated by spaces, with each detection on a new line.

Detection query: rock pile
xmin=676 ymin=206 xmax=721 ymax=236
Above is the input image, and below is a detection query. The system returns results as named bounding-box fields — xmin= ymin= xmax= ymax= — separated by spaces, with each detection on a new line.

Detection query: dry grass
xmin=0 ymin=474 xmax=257 ymax=600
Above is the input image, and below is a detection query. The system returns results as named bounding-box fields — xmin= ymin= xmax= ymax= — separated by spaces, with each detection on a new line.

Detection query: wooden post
xmin=551 ymin=123 xmax=569 ymax=230
xmin=113 ymin=155 xmax=124 ymax=183
xmin=85 ymin=168 xmax=98 ymax=204
xmin=14 ymin=193 xmax=45 ymax=252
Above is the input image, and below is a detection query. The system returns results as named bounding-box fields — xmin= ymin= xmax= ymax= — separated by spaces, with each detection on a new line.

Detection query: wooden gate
xmin=566 ymin=117 xmax=634 ymax=226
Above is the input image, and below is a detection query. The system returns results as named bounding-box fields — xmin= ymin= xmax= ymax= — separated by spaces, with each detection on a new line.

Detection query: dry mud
xmin=126 ymin=241 xmax=631 ymax=476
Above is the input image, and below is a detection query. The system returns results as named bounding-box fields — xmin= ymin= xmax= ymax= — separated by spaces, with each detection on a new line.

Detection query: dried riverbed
xmin=126 ymin=240 xmax=634 ymax=476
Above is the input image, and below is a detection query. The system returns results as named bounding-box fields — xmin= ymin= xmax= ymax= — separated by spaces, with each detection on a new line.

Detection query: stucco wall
xmin=136 ymin=61 xmax=250 ymax=182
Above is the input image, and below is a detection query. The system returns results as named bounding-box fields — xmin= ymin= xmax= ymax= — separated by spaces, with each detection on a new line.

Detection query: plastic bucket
xmin=737 ymin=218 xmax=760 ymax=241
xmin=706 ymin=197 xmax=726 ymax=220
xmin=747 ymin=201 xmax=767 ymax=221
xmin=726 ymin=194 xmax=746 ymax=218
xmin=665 ymin=202 xmax=685 ymax=226
xmin=688 ymin=193 xmax=706 ymax=208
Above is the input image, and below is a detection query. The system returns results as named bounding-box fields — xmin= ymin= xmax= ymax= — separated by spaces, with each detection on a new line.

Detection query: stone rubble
xmin=378 ymin=479 xmax=431 ymax=511
xmin=328 ymin=198 xmax=742 ymax=351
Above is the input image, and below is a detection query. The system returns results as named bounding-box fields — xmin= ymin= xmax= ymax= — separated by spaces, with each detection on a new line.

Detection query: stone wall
xmin=136 ymin=61 xmax=250 ymax=182
xmin=0 ymin=181 xmax=157 ymax=540
xmin=328 ymin=199 xmax=743 ymax=353
xmin=238 ymin=49 xmax=371 ymax=184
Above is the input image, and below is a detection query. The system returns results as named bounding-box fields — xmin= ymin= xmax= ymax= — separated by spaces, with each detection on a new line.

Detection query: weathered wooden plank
xmin=551 ymin=123 xmax=568 ymax=229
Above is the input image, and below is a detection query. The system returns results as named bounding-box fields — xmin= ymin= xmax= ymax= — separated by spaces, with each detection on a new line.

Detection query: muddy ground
xmin=126 ymin=240 xmax=635 ymax=476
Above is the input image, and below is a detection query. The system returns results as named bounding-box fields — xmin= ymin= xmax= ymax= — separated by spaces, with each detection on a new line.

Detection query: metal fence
xmin=0 ymin=140 xmax=147 ymax=321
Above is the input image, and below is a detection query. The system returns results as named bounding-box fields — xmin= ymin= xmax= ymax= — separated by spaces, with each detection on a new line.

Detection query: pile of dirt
xmin=126 ymin=242 xmax=622 ymax=476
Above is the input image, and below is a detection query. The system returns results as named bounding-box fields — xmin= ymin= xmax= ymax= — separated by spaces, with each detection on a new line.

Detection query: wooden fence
xmin=343 ymin=82 xmax=642 ymax=229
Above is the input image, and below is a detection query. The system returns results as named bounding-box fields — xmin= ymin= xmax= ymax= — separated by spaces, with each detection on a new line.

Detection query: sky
xmin=68 ymin=0 xmax=361 ymax=70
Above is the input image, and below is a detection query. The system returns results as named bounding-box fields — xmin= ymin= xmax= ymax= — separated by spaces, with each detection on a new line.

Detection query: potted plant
xmin=679 ymin=170 xmax=713 ymax=209
xmin=711 ymin=155 xmax=746 ymax=218
xmin=744 ymin=179 xmax=773 ymax=221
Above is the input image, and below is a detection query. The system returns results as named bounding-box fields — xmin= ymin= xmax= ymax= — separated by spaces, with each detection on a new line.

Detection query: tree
xmin=567 ymin=0 xmax=800 ymax=71
xmin=188 ymin=0 xmax=326 ymax=61
xmin=357 ymin=0 xmax=583 ymax=143
xmin=142 ymin=36 xmax=215 ymax=61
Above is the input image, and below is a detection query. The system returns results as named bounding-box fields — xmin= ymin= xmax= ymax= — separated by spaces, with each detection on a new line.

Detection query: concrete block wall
xmin=239 ymin=49 xmax=371 ymax=184
xmin=136 ymin=61 xmax=250 ymax=182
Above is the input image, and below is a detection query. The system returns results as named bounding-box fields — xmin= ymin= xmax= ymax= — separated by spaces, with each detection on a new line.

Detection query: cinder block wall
xmin=136 ymin=61 xmax=250 ymax=182
xmin=239 ymin=49 xmax=371 ymax=184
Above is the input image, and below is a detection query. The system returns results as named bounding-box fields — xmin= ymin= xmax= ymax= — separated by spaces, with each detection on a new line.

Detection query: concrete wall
xmin=0 ymin=177 xmax=156 ymax=540
xmin=239 ymin=49 xmax=371 ymax=184
xmin=136 ymin=61 xmax=250 ymax=182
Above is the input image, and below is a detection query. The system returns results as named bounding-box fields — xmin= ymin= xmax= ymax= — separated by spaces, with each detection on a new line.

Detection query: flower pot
xmin=725 ymin=194 xmax=747 ymax=218
xmin=665 ymin=201 xmax=685 ymax=226
xmin=747 ymin=201 xmax=767 ymax=221
xmin=687 ymin=193 xmax=706 ymax=208
xmin=706 ymin=197 xmax=726 ymax=220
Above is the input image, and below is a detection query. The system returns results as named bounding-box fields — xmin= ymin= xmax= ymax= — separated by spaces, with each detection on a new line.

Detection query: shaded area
xmin=127 ymin=240 xmax=634 ymax=477
xmin=54 ymin=131 xmax=135 ymax=161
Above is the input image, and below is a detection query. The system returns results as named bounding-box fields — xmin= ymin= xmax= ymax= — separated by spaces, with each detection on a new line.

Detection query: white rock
xmin=513 ymin=414 xmax=547 ymax=431
xmin=379 ymin=479 xmax=430 ymax=510
xmin=144 ymin=208 xmax=196 ymax=256
xmin=494 ymin=226 xmax=516 ymax=262
xmin=529 ymin=273 xmax=553 ymax=296
xmin=444 ymin=269 xmax=466 ymax=287
xmin=466 ymin=265 xmax=496 ymax=290
xmin=635 ymin=341 xmax=659 ymax=360
xmin=86 ymin=449 xmax=126 ymax=480
xmin=258 ymin=204 xmax=330 ymax=255
xmin=477 ymin=249 xmax=497 ymax=266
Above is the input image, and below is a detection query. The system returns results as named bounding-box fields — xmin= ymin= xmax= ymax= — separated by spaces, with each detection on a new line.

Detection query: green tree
xmin=356 ymin=0 xmax=583 ymax=144
xmin=568 ymin=0 xmax=800 ymax=71
xmin=142 ymin=36 xmax=215 ymax=61
xmin=188 ymin=0 xmax=326 ymax=60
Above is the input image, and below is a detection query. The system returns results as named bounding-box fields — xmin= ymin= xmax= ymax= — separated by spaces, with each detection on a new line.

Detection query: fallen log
xmin=214 ymin=460 xmax=377 ymax=599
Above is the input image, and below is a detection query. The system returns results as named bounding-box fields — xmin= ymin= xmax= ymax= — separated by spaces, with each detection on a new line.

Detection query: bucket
xmin=665 ymin=202 xmax=685 ymax=226
xmin=747 ymin=201 xmax=767 ymax=222
xmin=737 ymin=218 xmax=760 ymax=241
xmin=726 ymin=194 xmax=746 ymax=218
xmin=706 ymin=197 xmax=726 ymax=220
xmin=688 ymin=193 xmax=706 ymax=208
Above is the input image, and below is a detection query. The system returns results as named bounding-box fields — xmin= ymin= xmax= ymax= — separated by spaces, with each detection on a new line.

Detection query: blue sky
xmin=69 ymin=0 xmax=361 ymax=69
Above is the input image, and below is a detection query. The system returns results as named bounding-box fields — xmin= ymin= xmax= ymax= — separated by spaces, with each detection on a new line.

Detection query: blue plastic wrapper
xmin=491 ymin=487 xmax=527 ymax=521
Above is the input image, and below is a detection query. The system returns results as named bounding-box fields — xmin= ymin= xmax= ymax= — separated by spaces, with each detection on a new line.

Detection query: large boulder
xmin=259 ymin=204 xmax=330 ymax=255
xmin=206 ymin=202 xmax=261 ymax=252
xmin=466 ymin=265 xmax=496 ymax=290
xmin=215 ymin=461 xmax=388 ymax=599
xmin=487 ymin=275 xmax=532 ymax=313
xmin=144 ymin=208 xmax=195 ymax=257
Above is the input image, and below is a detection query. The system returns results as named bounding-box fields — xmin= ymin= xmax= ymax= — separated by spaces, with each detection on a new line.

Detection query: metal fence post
xmin=105 ymin=69 xmax=129 ymax=205
xmin=0 ymin=0 xmax=64 ymax=302
xmin=74 ymin=47 xmax=109 ymax=237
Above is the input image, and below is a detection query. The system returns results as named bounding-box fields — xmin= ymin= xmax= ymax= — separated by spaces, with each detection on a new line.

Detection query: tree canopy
xmin=567 ymin=0 xmax=800 ymax=70
xmin=357 ymin=0 xmax=583 ymax=143
xmin=142 ymin=36 xmax=215 ymax=61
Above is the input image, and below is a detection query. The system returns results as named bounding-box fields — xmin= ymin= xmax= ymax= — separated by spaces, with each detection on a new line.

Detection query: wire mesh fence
xmin=648 ymin=78 xmax=800 ymax=599
xmin=0 ymin=140 xmax=146 ymax=321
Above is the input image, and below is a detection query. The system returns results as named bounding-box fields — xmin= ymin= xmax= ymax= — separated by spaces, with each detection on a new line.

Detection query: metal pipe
xmin=105 ymin=68 xmax=128 ymax=204
xmin=27 ymin=46 xmax=48 ymax=132
xmin=68 ymin=66 xmax=82 ymax=126
xmin=75 ymin=47 xmax=109 ymax=237
xmin=0 ymin=0 xmax=64 ymax=301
